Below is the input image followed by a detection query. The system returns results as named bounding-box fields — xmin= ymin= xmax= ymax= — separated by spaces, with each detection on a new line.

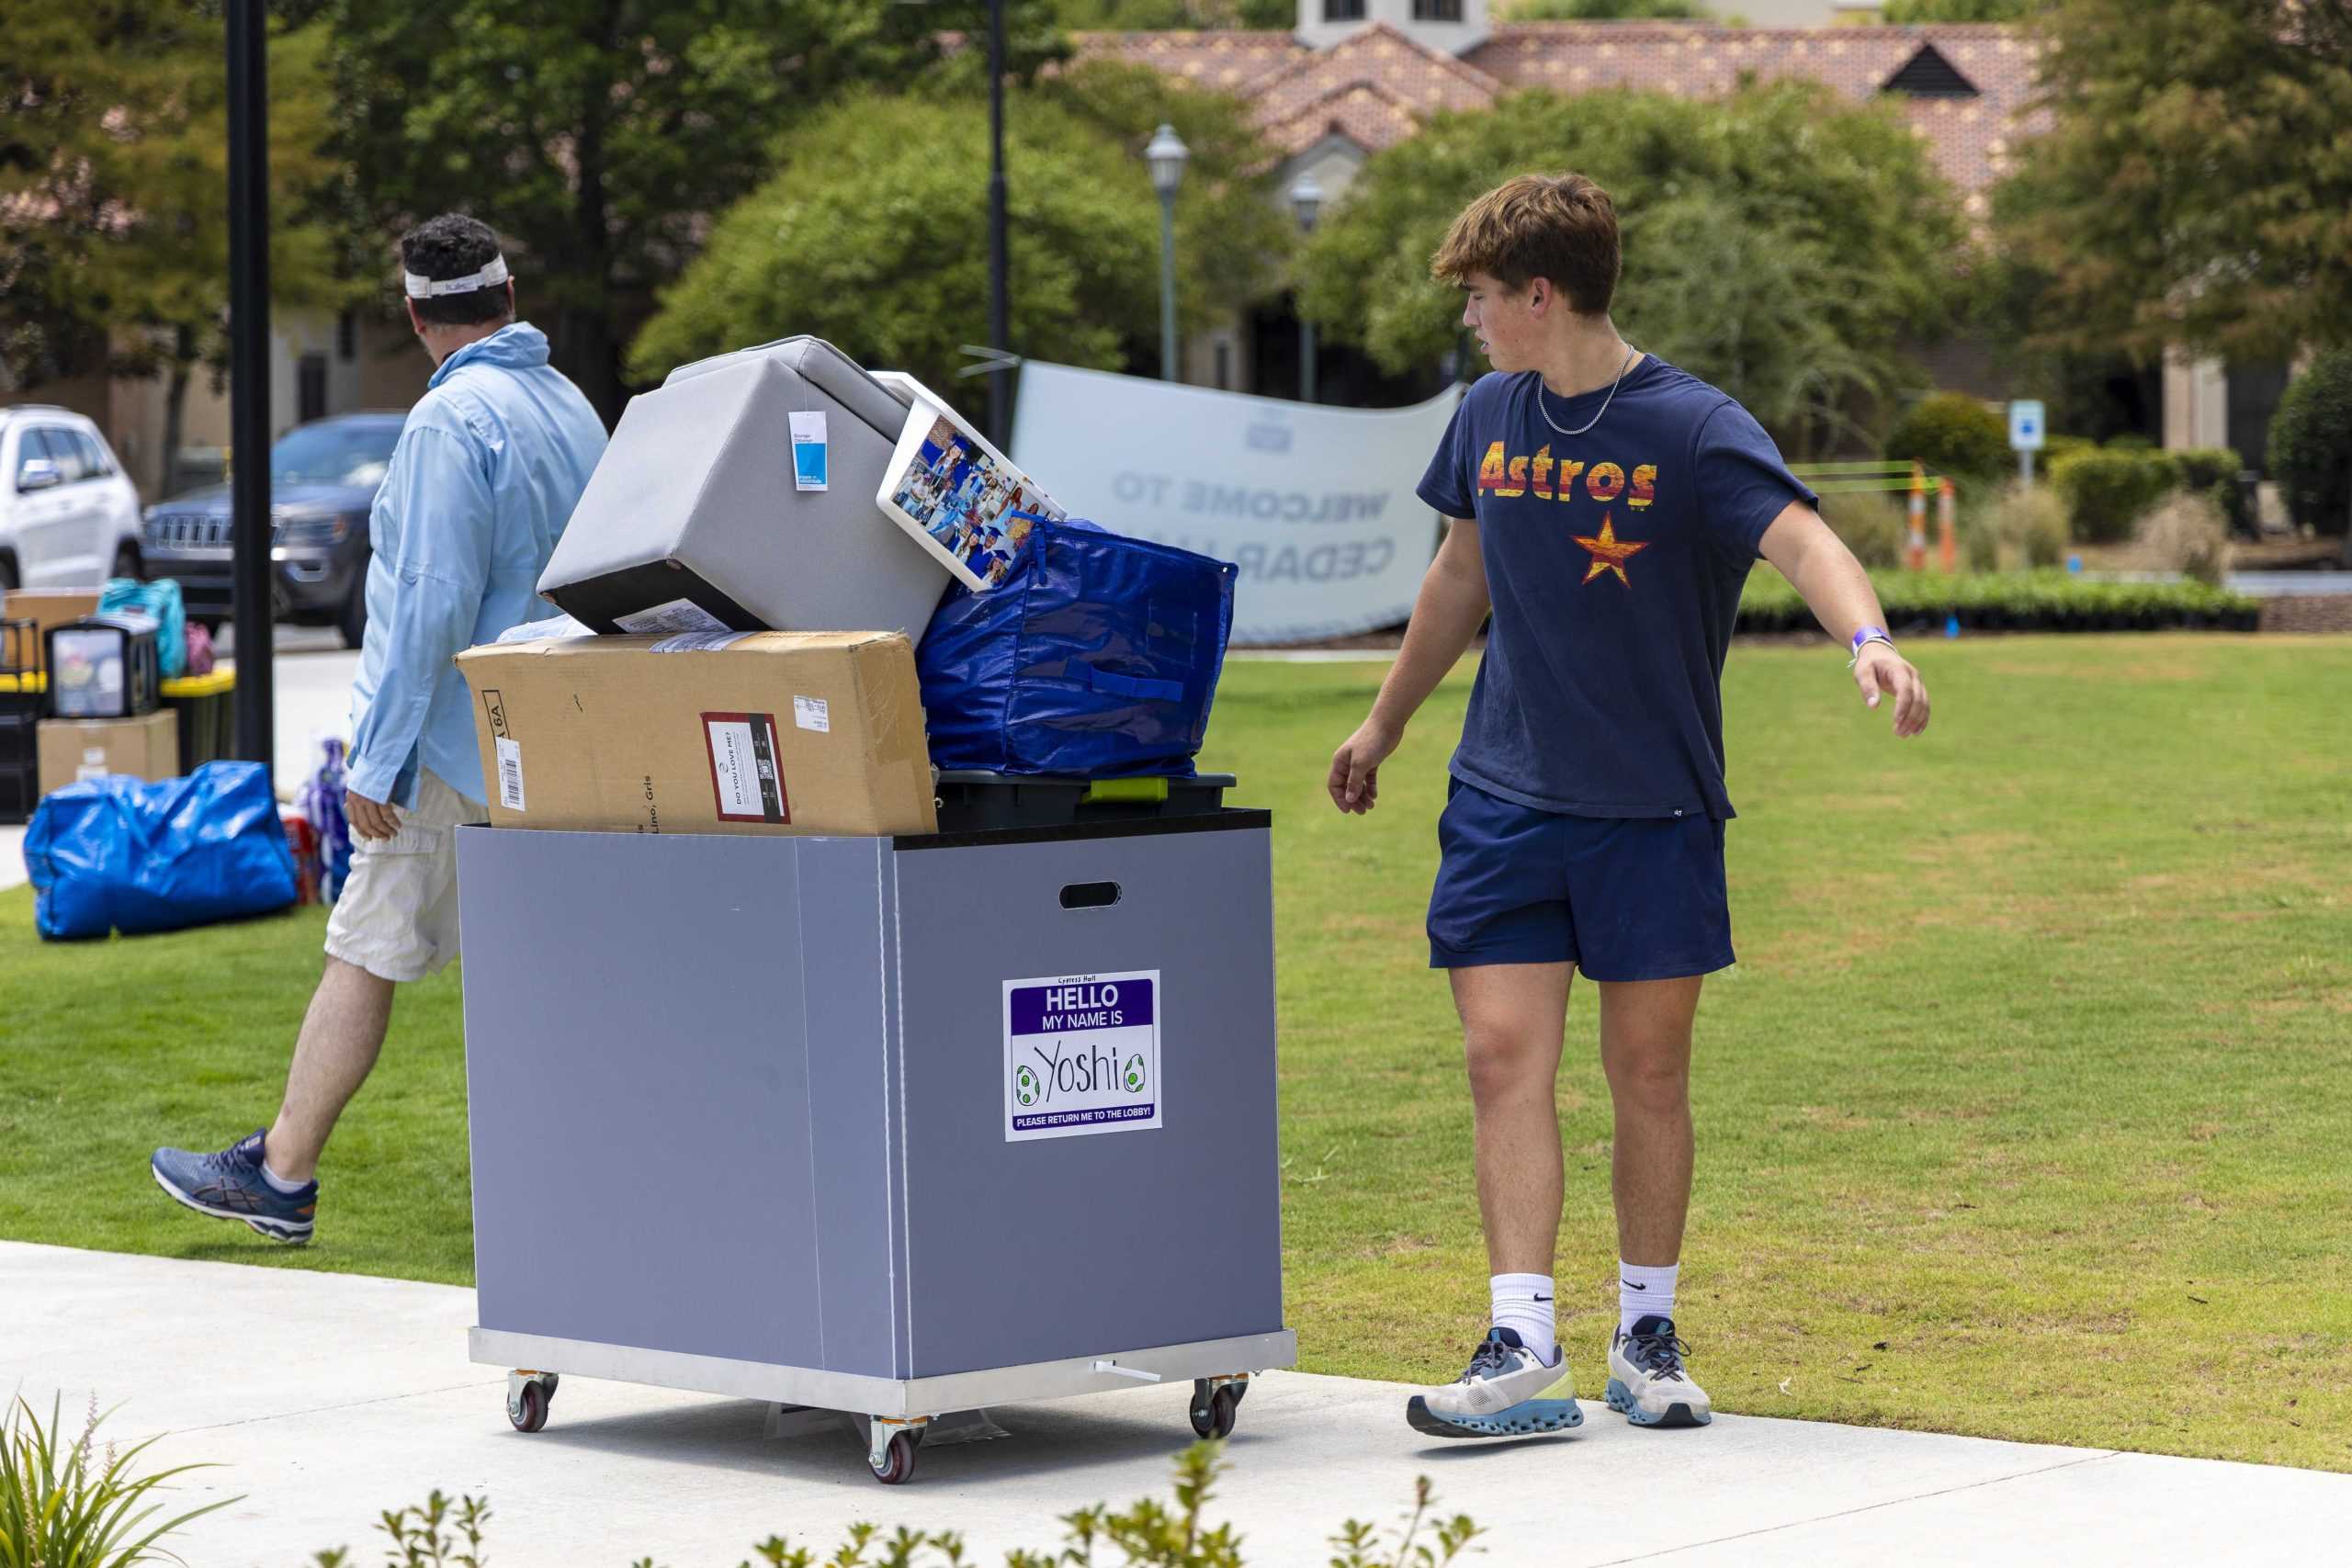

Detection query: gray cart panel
xmin=890 ymin=829 xmax=1282 ymax=1377
xmin=461 ymin=830 xmax=837 ymax=1369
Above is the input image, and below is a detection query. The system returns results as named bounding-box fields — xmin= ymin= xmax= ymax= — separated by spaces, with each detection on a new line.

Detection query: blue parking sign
xmin=2008 ymin=400 xmax=2045 ymax=451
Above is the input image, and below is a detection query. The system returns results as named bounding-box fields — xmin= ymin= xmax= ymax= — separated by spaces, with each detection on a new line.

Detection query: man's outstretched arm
xmin=1758 ymin=501 xmax=1931 ymax=739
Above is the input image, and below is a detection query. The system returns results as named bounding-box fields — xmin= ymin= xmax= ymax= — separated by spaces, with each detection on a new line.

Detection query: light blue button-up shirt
xmin=346 ymin=322 xmax=606 ymax=807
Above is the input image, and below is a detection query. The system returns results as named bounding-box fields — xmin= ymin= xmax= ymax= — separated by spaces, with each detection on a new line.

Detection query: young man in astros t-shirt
xmin=1329 ymin=173 xmax=1930 ymax=1438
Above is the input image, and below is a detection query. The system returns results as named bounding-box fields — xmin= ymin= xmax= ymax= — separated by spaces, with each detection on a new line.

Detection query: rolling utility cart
xmin=456 ymin=806 xmax=1291 ymax=1483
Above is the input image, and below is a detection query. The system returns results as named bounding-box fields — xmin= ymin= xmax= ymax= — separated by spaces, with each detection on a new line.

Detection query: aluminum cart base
xmin=456 ymin=814 xmax=1293 ymax=1483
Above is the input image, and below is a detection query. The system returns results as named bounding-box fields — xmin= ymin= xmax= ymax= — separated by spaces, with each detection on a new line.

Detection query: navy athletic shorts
xmin=1427 ymin=777 xmax=1736 ymax=981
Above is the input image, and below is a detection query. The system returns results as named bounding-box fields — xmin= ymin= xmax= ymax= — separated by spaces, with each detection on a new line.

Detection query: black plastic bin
xmin=932 ymin=771 xmax=1236 ymax=834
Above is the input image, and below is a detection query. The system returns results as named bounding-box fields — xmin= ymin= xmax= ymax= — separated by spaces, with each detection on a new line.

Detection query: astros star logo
xmin=1572 ymin=513 xmax=1648 ymax=586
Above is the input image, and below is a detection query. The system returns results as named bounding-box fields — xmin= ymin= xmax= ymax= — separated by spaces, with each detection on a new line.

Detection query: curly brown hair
xmin=1430 ymin=173 xmax=1621 ymax=315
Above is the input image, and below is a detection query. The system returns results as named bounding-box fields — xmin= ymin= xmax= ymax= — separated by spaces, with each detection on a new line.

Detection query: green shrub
xmin=1987 ymin=482 xmax=2070 ymax=570
xmin=2050 ymin=446 xmax=2177 ymax=543
xmin=1736 ymin=567 xmax=2256 ymax=634
xmin=2106 ymin=432 xmax=2155 ymax=451
xmin=317 ymin=1449 xmax=1482 ymax=1568
xmin=2040 ymin=434 xmax=2097 ymax=472
xmin=1 ymin=1394 xmax=235 ymax=1568
xmin=2136 ymin=492 xmax=2232 ymax=587
xmin=1818 ymin=491 xmax=1907 ymax=570
xmin=1962 ymin=515 xmax=2001 ymax=572
xmin=2171 ymin=447 xmax=2244 ymax=491
xmin=1884 ymin=391 xmax=2010 ymax=485
xmin=2269 ymin=350 xmax=2352 ymax=536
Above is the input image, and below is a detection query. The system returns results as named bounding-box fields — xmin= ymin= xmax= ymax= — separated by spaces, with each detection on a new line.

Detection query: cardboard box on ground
xmin=39 ymin=710 xmax=178 ymax=795
xmin=454 ymin=631 xmax=937 ymax=838
xmin=3 ymin=590 xmax=103 ymax=667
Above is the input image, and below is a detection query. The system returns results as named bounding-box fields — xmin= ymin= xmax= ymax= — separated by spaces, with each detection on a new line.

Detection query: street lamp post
xmin=1290 ymin=174 xmax=1324 ymax=404
xmin=985 ymin=0 xmax=1010 ymax=449
xmin=226 ymin=0 xmax=273 ymax=769
xmin=1145 ymin=124 xmax=1189 ymax=383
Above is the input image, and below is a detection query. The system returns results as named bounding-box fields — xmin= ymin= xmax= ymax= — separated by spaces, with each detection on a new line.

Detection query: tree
xmin=1993 ymin=0 xmax=2352 ymax=366
xmin=1880 ymin=0 xmax=2047 ymax=21
xmin=1050 ymin=0 xmax=1293 ymax=26
xmin=1295 ymin=83 xmax=1962 ymax=454
xmin=314 ymin=0 xmax=1061 ymax=423
xmin=2267 ymin=351 xmax=2352 ymax=537
xmin=0 ymin=3 xmax=350 ymax=491
xmin=628 ymin=64 xmax=1291 ymax=416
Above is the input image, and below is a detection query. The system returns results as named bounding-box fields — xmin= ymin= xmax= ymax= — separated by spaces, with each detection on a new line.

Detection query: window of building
xmin=337 ymin=310 xmax=357 ymax=362
xmin=298 ymin=354 xmax=329 ymax=424
xmin=1412 ymin=0 xmax=1464 ymax=20
xmin=1882 ymin=44 xmax=1979 ymax=99
xmin=1324 ymin=0 xmax=1365 ymax=21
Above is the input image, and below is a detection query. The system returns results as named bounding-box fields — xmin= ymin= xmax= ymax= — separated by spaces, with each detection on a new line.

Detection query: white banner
xmin=1012 ymin=364 xmax=1462 ymax=646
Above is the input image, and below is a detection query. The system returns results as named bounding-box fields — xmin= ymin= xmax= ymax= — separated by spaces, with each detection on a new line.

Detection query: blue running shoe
xmin=1406 ymin=1327 xmax=1584 ymax=1438
xmin=151 ymin=1130 xmax=316 ymax=1245
xmin=1605 ymin=1314 xmax=1711 ymax=1427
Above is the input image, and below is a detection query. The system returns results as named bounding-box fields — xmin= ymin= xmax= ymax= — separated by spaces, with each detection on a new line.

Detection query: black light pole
xmin=227 ymin=0 xmax=273 ymax=769
xmin=986 ymin=0 xmax=1010 ymax=449
xmin=1289 ymin=174 xmax=1324 ymax=404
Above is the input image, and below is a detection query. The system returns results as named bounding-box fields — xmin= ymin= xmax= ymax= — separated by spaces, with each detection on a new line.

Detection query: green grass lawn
xmin=5 ymin=635 xmax=2348 ymax=1471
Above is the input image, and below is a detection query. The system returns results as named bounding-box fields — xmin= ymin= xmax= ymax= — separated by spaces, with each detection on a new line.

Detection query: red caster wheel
xmin=508 ymin=1381 xmax=549 ymax=1433
xmin=506 ymin=1371 xmax=557 ymax=1433
xmin=869 ymin=1429 xmax=918 ymax=1484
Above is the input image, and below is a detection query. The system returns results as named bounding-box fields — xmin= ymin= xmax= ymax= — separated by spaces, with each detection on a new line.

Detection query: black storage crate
xmin=932 ymin=771 xmax=1235 ymax=834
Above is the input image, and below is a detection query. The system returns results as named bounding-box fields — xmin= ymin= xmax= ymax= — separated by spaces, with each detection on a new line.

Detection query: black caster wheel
xmin=1189 ymin=1381 xmax=1242 ymax=1438
xmin=508 ymin=1380 xmax=549 ymax=1433
xmin=870 ymin=1429 xmax=918 ymax=1485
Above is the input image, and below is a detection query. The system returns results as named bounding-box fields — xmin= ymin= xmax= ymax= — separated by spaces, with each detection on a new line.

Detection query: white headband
xmin=403 ymin=254 xmax=510 ymax=299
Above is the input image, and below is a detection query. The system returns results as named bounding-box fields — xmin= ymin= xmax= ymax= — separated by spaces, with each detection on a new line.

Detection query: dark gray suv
xmin=143 ymin=412 xmax=403 ymax=648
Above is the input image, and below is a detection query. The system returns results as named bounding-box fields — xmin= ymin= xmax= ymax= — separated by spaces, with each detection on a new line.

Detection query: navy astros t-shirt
xmin=1416 ymin=356 xmax=1816 ymax=821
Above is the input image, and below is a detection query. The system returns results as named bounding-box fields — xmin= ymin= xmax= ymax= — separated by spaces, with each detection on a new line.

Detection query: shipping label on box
xmin=1003 ymin=971 xmax=1162 ymax=1142
xmin=454 ymin=630 xmax=935 ymax=838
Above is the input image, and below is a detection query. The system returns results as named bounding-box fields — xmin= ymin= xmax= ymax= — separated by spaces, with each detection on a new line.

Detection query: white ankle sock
xmin=1490 ymin=1273 xmax=1558 ymax=1365
xmin=1618 ymin=1259 xmax=1679 ymax=1336
xmin=259 ymin=1158 xmax=310 ymax=1194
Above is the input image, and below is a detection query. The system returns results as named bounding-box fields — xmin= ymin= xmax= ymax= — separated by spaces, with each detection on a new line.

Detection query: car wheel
xmin=110 ymin=543 xmax=143 ymax=582
xmin=338 ymin=572 xmax=368 ymax=649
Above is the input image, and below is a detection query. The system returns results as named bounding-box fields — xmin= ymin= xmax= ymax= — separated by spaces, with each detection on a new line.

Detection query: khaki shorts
xmin=322 ymin=769 xmax=487 ymax=983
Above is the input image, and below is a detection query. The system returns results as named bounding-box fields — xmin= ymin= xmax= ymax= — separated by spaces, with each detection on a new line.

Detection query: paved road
xmin=7 ymin=1241 xmax=2344 ymax=1567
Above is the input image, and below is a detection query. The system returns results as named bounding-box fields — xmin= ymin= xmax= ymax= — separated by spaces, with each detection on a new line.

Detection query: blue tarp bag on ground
xmin=98 ymin=576 xmax=187 ymax=679
xmin=25 ymin=761 xmax=298 ymax=940
xmin=917 ymin=518 xmax=1238 ymax=778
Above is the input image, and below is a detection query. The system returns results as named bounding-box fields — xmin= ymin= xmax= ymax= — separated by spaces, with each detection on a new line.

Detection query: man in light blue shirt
xmin=151 ymin=215 xmax=606 ymax=1243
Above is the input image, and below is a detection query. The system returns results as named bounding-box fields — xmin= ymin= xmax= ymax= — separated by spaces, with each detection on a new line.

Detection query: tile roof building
xmin=1075 ymin=2 xmax=2254 ymax=463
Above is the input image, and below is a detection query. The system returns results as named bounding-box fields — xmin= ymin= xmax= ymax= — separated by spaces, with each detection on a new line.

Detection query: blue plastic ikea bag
xmin=24 ymin=761 xmax=298 ymax=940
xmin=916 ymin=518 xmax=1237 ymax=777
xmin=98 ymin=576 xmax=187 ymax=679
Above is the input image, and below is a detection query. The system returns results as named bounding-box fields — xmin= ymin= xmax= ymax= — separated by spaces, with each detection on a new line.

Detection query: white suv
xmin=0 ymin=406 xmax=145 ymax=592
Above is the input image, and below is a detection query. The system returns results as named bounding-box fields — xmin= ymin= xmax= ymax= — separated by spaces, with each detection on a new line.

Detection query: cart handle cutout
xmin=1060 ymin=881 xmax=1122 ymax=910
xmin=1091 ymin=1359 xmax=1162 ymax=1382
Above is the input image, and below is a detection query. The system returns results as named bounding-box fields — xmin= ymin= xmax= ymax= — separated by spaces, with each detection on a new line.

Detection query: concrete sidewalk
xmin=6 ymin=1241 xmax=2341 ymax=1566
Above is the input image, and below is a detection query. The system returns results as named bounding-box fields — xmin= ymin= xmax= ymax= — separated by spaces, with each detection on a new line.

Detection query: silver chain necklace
xmin=1535 ymin=345 xmax=1641 ymax=438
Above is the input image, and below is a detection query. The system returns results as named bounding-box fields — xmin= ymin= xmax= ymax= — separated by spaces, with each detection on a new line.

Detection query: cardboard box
xmin=39 ymin=709 xmax=180 ymax=796
xmin=3 ymin=589 xmax=103 ymax=670
xmin=454 ymin=630 xmax=937 ymax=838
